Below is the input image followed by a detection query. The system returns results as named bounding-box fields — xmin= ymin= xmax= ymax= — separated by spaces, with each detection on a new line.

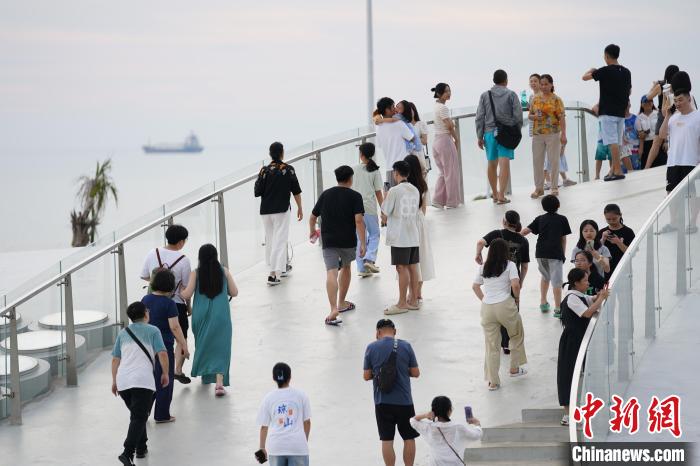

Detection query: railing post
xmin=314 ymin=151 xmax=323 ymax=199
xmin=578 ymin=109 xmax=591 ymax=183
xmin=215 ymin=193 xmax=229 ymax=269
xmin=6 ymin=307 xmax=22 ymax=425
xmin=453 ymin=118 xmax=466 ymax=204
xmin=116 ymin=244 xmax=128 ymax=327
xmin=676 ymin=196 xmax=688 ymax=296
xmin=62 ymin=275 xmax=78 ymax=387
xmin=644 ymin=231 xmax=656 ymax=339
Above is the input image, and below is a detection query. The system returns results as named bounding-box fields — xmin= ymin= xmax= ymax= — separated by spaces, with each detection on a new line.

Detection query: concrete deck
xmin=0 ymin=168 xmax=669 ymax=465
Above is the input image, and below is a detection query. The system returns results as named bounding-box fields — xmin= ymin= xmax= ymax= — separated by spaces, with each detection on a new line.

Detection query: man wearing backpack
xmin=475 ymin=69 xmax=523 ymax=204
xmin=140 ymin=224 xmax=192 ymax=384
xmin=363 ymin=319 xmax=421 ymax=466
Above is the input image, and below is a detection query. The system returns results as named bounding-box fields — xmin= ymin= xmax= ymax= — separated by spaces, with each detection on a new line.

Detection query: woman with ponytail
xmin=431 ymin=83 xmax=462 ymax=209
xmin=411 ymin=396 xmax=482 ymax=465
xmin=556 ymin=268 xmax=609 ymax=426
xmin=353 ymin=142 xmax=384 ymax=276
xmin=256 ymin=362 xmax=312 ymax=465
xmin=182 ymin=244 xmax=238 ymax=397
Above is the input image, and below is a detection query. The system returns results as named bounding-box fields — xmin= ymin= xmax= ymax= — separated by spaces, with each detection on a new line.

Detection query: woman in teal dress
xmin=182 ymin=244 xmax=238 ymax=397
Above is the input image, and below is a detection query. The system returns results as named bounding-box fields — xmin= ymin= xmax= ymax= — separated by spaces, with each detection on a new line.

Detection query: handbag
xmin=488 ymin=91 xmax=522 ymax=149
xmin=437 ymin=426 xmax=466 ymax=465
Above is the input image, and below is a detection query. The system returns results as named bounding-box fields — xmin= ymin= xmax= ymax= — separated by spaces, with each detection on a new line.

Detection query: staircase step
xmin=464 ymin=441 xmax=568 ymax=462
xmin=482 ymin=422 xmax=568 ymax=443
xmin=522 ymin=407 xmax=565 ymax=423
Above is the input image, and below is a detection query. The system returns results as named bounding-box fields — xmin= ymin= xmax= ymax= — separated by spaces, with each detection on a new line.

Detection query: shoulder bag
xmin=437 ymin=426 xmax=466 ymax=465
xmin=124 ymin=327 xmax=155 ymax=373
xmin=488 ymin=91 xmax=522 ymax=149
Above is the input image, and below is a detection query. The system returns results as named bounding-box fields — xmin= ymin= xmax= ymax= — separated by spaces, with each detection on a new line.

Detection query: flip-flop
xmin=496 ymin=198 xmax=511 ymax=205
xmin=324 ymin=317 xmax=342 ymax=326
xmin=155 ymin=416 xmax=176 ymax=423
xmin=339 ymin=302 xmax=356 ymax=313
xmin=215 ymin=386 xmax=226 ymax=397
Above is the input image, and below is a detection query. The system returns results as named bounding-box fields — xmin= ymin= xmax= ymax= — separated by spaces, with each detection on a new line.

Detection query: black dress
xmin=557 ymin=292 xmax=592 ymax=407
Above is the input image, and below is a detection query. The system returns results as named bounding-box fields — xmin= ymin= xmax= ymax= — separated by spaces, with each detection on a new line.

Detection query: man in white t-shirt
xmin=658 ymin=85 xmax=700 ymax=233
xmin=381 ymin=161 xmax=420 ymax=315
xmin=140 ymin=224 xmax=192 ymax=383
xmin=257 ymin=363 xmax=311 ymax=466
xmin=375 ymin=97 xmax=414 ymax=190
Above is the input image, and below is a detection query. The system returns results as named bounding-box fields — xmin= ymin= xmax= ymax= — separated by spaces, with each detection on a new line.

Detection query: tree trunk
xmin=70 ymin=210 xmax=92 ymax=247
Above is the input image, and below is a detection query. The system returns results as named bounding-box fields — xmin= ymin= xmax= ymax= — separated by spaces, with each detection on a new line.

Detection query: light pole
xmin=366 ymin=0 xmax=374 ymax=123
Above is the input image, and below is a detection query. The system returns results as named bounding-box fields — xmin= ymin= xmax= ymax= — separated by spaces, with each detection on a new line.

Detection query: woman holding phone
xmin=599 ymin=204 xmax=635 ymax=281
xmin=411 ymin=396 xmax=482 ymax=466
xmin=570 ymin=220 xmax=611 ymax=276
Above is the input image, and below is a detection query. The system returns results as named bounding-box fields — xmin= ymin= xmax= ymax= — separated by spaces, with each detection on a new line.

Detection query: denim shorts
xmin=599 ymin=116 xmax=625 ymax=146
xmin=269 ymin=456 xmax=309 ymax=466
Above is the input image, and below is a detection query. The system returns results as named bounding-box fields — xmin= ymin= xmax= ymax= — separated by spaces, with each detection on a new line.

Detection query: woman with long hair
xmin=570 ymin=219 xmax=611 ymax=276
xmin=472 ymin=239 xmax=527 ymax=390
xmin=431 ymin=83 xmax=461 ymax=209
xmin=557 ymin=268 xmax=608 ymax=426
xmin=636 ymin=96 xmax=664 ymax=168
xmin=405 ymin=154 xmax=435 ymax=304
xmin=573 ymin=250 xmax=606 ymax=295
xmin=529 ymin=74 xmax=567 ymax=198
xmin=353 ymin=142 xmax=384 ymax=277
xmin=182 ymin=244 xmax=239 ymax=397
xmin=410 ymin=396 xmax=482 ymax=466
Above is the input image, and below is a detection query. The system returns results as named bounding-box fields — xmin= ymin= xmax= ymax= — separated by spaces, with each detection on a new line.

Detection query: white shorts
xmin=599 ymin=116 xmax=625 ymax=146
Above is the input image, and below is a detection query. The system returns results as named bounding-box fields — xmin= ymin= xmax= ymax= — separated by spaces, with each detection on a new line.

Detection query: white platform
xmin=38 ymin=310 xmax=108 ymax=329
xmin=0 ymin=168 xmax=676 ymax=465
xmin=0 ymin=355 xmax=39 ymax=376
xmin=0 ymin=330 xmax=67 ymax=353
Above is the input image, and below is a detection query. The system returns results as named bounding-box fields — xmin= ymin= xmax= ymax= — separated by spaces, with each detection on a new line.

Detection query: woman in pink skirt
xmin=431 ymin=83 xmax=462 ymax=208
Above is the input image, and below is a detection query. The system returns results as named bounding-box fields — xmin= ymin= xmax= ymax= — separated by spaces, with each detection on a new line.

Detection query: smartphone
xmin=464 ymin=406 xmax=473 ymax=421
xmin=254 ymin=449 xmax=268 ymax=464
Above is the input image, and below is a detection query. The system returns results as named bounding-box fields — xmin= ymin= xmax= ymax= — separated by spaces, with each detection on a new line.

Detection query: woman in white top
xmin=431 ymin=83 xmax=461 ymax=209
xmin=636 ymin=96 xmax=664 ymax=169
xmin=257 ymin=363 xmax=311 ymax=466
xmin=410 ymin=396 xmax=482 ymax=466
xmin=472 ymin=239 xmax=527 ymax=390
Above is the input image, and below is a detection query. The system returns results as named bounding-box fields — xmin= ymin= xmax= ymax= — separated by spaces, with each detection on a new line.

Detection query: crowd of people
xmin=109 ymin=43 xmax=699 ymax=465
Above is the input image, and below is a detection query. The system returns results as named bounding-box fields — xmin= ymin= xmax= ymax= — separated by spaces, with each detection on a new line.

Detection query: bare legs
xmin=487 ymin=158 xmax=510 ymax=202
xmin=610 ymin=143 xmax=623 ymax=176
xmin=381 ymin=439 xmax=415 ymax=466
xmin=397 ymin=264 xmax=420 ymax=308
xmin=325 ymin=266 xmax=352 ymax=321
xmin=487 ymin=160 xmax=498 ymax=200
xmin=540 ymin=278 xmax=562 ymax=309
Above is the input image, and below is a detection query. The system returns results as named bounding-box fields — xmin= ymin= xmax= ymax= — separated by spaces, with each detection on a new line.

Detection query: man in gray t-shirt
xmin=363 ymin=319 xmax=420 ymax=466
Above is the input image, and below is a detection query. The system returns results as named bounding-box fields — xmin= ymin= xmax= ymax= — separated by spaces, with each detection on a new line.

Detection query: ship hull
xmin=142 ymin=146 xmax=203 ymax=154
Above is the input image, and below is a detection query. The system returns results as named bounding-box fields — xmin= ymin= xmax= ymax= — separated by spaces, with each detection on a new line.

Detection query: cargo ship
xmin=143 ymin=133 xmax=203 ymax=154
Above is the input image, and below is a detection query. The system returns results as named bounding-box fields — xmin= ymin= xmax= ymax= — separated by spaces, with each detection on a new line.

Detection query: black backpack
xmin=375 ymin=339 xmax=399 ymax=394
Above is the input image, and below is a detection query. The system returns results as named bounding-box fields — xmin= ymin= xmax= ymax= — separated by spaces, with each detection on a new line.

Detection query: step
xmin=522 ymin=407 xmax=565 ymax=423
xmin=482 ymin=421 xmax=568 ymax=443
xmin=464 ymin=441 xmax=568 ymax=463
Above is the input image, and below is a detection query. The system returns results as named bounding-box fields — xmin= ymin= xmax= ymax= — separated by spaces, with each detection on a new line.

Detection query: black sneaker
xmin=604 ymin=174 xmax=626 ymax=181
xmin=267 ymin=275 xmax=281 ymax=286
xmin=118 ymin=453 xmax=135 ymax=466
xmin=135 ymin=447 xmax=148 ymax=459
xmin=173 ymin=373 xmax=191 ymax=384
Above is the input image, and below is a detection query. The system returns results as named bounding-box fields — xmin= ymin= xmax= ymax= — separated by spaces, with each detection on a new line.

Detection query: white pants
xmin=262 ymin=211 xmax=290 ymax=275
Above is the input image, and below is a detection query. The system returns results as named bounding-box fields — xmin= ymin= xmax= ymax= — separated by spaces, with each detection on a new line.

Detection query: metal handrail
xmin=0 ymin=103 xmax=594 ymax=318
xmin=568 ymin=164 xmax=700 ymax=442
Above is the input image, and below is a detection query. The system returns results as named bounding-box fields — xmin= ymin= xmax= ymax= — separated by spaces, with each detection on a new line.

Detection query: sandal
xmin=551 ymin=189 xmax=559 ymax=196
xmin=530 ymin=190 xmax=544 ymax=199
xmin=509 ymin=367 xmax=528 ymax=377
xmin=339 ymin=302 xmax=356 ymax=313
xmin=215 ymin=386 xmax=226 ymax=397
xmin=488 ymin=383 xmax=500 ymax=391
xmin=496 ymin=198 xmax=511 ymax=205
xmin=324 ymin=317 xmax=342 ymax=326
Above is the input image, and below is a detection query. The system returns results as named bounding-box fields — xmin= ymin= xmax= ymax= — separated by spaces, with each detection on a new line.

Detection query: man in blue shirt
xmin=363 ymin=319 xmax=420 ymax=466
xmin=111 ymin=302 xmax=169 ymax=466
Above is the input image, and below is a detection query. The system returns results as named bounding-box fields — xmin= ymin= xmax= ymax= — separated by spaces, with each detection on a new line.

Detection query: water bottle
xmin=520 ymin=90 xmax=528 ymax=109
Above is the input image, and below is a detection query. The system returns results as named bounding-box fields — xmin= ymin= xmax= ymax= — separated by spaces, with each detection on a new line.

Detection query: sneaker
xmin=267 ymin=275 xmax=281 ymax=286
xmin=364 ymin=261 xmax=380 ymax=273
xmin=561 ymin=414 xmax=569 ymax=426
xmin=563 ymin=179 xmax=577 ymax=187
xmin=431 ymin=202 xmax=444 ymax=209
xmin=118 ymin=454 xmax=135 ymax=466
xmin=358 ymin=271 xmax=373 ymax=278
xmin=384 ymin=305 xmax=409 ymax=315
xmin=135 ymin=448 xmax=148 ymax=459
xmin=509 ymin=367 xmax=528 ymax=377
xmin=604 ymin=174 xmax=626 ymax=181
xmin=173 ymin=373 xmax=191 ymax=384
xmin=553 ymin=308 xmax=562 ymax=319
xmin=540 ymin=303 xmax=550 ymax=313
xmin=280 ymin=264 xmax=293 ymax=277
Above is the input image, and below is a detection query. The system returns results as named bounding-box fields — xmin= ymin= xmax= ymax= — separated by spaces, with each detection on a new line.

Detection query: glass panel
xmin=0 ymin=296 xmax=7 ymax=419
xmin=164 ymin=182 xmax=216 ymax=217
xmin=581 ymin=308 xmax=611 ymax=441
xmin=319 ymin=142 xmax=362 ymax=192
xmin=172 ymin=196 xmax=218 ymax=266
xmin=288 ymin=156 xmax=318 ymax=247
xmin=628 ymin=228 xmax=656 ymax=368
xmin=223 ymin=179 xmax=265 ymax=275
xmin=688 ymin=170 xmax=700 ymax=290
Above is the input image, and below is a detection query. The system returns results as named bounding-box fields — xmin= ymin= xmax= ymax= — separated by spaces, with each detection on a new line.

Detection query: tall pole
xmin=366 ymin=0 xmax=374 ymax=123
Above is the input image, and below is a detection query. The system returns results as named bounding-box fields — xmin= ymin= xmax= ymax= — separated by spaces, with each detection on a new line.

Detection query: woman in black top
xmin=254 ymin=142 xmax=303 ymax=286
xmin=599 ymin=204 xmax=635 ymax=281
xmin=573 ymin=250 xmax=605 ymax=295
xmin=557 ymin=268 xmax=608 ymax=426
xmin=475 ymin=210 xmax=529 ymax=353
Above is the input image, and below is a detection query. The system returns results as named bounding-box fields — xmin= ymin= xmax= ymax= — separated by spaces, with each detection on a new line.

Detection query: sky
xmin=1 ymin=0 xmax=699 ymax=252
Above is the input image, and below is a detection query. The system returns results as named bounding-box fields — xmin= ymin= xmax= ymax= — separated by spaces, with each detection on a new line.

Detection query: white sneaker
xmin=358 ymin=271 xmax=373 ymax=278
xmin=364 ymin=262 xmax=380 ymax=273
xmin=561 ymin=414 xmax=569 ymax=426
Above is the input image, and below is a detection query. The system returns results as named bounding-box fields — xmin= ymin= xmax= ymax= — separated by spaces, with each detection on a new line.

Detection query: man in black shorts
xmin=363 ymin=319 xmax=420 ymax=466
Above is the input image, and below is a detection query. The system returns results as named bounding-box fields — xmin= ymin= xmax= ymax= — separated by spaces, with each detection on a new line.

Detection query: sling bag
xmin=124 ymin=327 xmax=155 ymax=372
xmin=488 ymin=91 xmax=522 ymax=149
xmin=375 ymin=338 xmax=399 ymax=394
xmin=437 ymin=426 xmax=467 ymax=465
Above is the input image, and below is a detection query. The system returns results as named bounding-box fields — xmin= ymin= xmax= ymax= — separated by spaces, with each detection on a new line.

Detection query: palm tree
xmin=70 ymin=159 xmax=118 ymax=247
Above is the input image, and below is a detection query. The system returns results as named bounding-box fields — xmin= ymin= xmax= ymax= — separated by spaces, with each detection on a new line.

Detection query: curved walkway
xmin=0 ymin=168 xmax=667 ymax=465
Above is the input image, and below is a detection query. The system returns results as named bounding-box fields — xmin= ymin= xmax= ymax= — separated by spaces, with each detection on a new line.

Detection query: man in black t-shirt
xmin=310 ymin=165 xmax=366 ymax=325
xmin=583 ymin=44 xmax=632 ymax=181
xmin=254 ymin=142 xmax=303 ymax=286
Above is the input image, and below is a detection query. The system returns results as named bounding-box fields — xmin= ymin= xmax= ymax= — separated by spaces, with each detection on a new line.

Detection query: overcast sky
xmin=2 ymin=0 xmax=699 ymax=155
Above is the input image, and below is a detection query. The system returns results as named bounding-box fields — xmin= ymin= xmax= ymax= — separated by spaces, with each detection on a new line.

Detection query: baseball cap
xmin=376 ymin=319 xmax=395 ymax=329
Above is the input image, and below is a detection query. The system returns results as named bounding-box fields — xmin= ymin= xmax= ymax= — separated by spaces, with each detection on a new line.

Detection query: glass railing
xmin=569 ymin=166 xmax=700 ymax=441
xmin=0 ymin=102 xmax=596 ymax=423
